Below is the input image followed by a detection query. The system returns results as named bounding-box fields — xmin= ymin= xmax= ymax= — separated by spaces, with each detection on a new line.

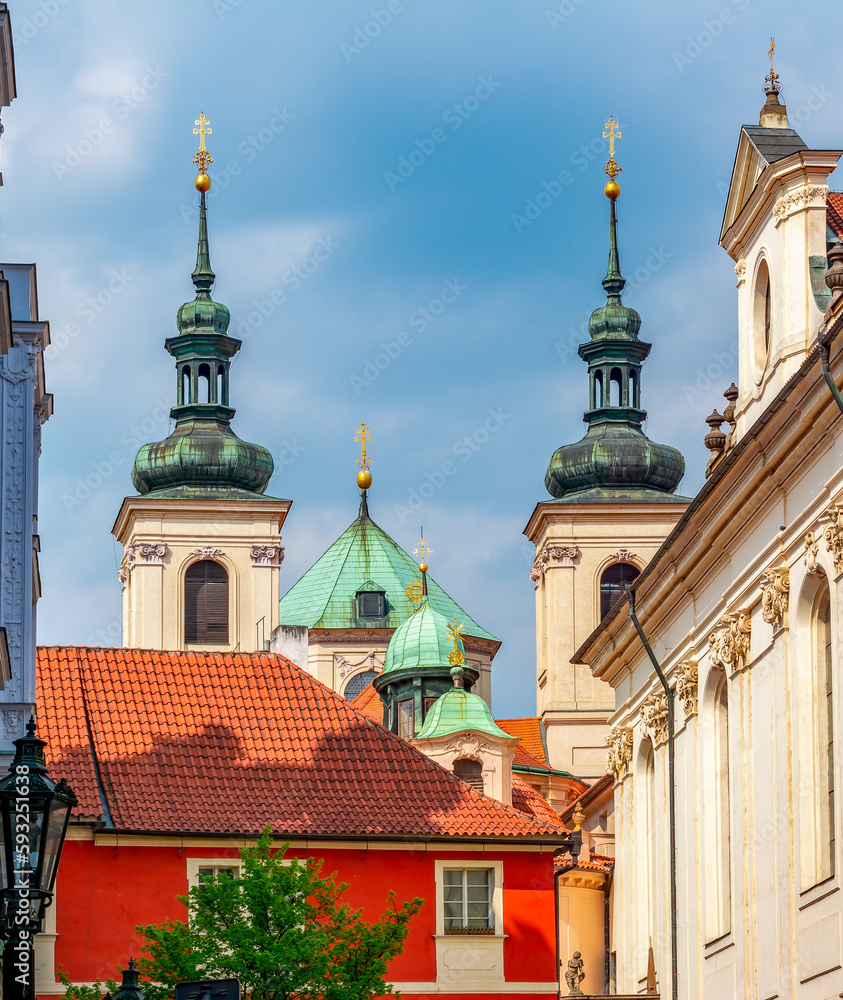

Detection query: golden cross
xmin=355 ymin=422 xmax=372 ymax=470
xmin=194 ymin=112 xmax=212 ymax=150
xmin=414 ymin=525 xmax=432 ymax=565
xmin=443 ymin=618 xmax=466 ymax=666
xmin=768 ymin=37 xmax=775 ymax=75
xmin=603 ymin=117 xmax=621 ymax=160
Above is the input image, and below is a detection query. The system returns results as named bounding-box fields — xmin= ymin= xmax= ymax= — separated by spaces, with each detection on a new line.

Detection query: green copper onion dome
xmin=132 ymin=190 xmax=274 ymax=497
xmin=545 ymin=184 xmax=685 ymax=501
xmin=416 ymin=687 xmax=512 ymax=740
xmin=383 ymin=596 xmax=466 ymax=675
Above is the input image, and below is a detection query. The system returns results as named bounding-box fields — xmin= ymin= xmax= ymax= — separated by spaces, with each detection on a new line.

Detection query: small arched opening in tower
xmin=184 ymin=559 xmax=229 ymax=645
xmin=453 ymin=758 xmax=484 ymax=793
xmin=600 ymin=562 xmax=639 ymax=620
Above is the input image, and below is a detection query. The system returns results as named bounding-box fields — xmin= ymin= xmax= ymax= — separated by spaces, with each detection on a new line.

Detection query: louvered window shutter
xmin=184 ymin=560 xmax=229 ymax=645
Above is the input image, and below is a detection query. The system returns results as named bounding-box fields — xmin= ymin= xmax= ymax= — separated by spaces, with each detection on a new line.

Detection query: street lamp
xmin=0 ymin=717 xmax=76 ymax=1000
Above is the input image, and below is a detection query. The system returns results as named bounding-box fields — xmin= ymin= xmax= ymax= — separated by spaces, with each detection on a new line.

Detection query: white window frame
xmin=434 ymin=859 xmax=504 ymax=937
xmin=186 ymin=857 xmax=240 ymax=893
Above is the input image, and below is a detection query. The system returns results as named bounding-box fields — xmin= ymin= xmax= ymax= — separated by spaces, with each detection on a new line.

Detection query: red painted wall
xmin=53 ymin=840 xmax=556 ymax=992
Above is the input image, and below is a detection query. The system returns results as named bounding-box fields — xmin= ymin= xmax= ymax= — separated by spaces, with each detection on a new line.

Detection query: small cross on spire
xmin=603 ymin=116 xmax=622 ymax=183
xmin=193 ymin=112 xmax=213 ymax=174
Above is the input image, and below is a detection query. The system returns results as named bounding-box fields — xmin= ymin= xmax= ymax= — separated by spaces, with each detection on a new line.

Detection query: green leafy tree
xmin=127 ymin=829 xmax=423 ymax=1000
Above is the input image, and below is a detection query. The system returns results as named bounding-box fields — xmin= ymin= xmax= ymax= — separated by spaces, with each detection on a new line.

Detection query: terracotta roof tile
xmin=495 ymin=717 xmax=546 ymax=762
xmin=349 ymin=680 xmax=382 ymax=721
xmin=511 ymin=775 xmax=564 ymax=825
xmin=38 ymin=647 xmax=568 ymax=842
xmin=828 ymin=193 xmax=843 ymax=239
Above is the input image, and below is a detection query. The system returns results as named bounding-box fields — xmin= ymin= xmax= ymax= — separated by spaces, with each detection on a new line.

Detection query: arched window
xmin=753 ymin=258 xmax=772 ymax=369
xmin=609 ymin=367 xmax=623 ymax=406
xmin=817 ymin=585 xmax=835 ymax=881
xmin=594 ymin=369 xmax=603 ymax=408
xmin=453 ymin=758 xmax=484 ymax=793
xmin=600 ymin=562 xmax=639 ymax=619
xmin=343 ymin=670 xmax=378 ymax=701
xmin=629 ymin=369 xmax=638 ymax=408
xmin=181 ymin=365 xmax=191 ymax=405
xmin=217 ymin=365 xmax=227 ymax=405
xmin=197 ymin=363 xmax=211 ymax=404
xmin=711 ymin=671 xmax=731 ymax=937
xmin=184 ymin=560 xmax=229 ymax=645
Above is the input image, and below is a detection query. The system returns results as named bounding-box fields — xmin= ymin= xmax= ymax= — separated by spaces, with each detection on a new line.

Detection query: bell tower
xmin=526 ymin=122 xmax=689 ymax=779
xmin=112 ymin=115 xmax=290 ymax=653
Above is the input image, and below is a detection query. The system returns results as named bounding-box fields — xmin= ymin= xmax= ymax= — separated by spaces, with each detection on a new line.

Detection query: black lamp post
xmin=0 ymin=717 xmax=76 ymax=1000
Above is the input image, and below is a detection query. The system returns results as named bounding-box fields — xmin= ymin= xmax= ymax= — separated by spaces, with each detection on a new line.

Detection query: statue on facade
xmin=565 ymin=951 xmax=585 ymax=994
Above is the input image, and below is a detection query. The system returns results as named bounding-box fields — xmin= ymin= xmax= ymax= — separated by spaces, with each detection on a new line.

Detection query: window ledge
xmin=704 ymin=930 xmax=734 ymax=958
xmin=799 ymin=876 xmax=838 ymax=911
xmin=434 ymin=934 xmax=508 ymax=940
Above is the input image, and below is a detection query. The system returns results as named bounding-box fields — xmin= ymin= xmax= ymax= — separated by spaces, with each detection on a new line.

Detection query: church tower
xmin=112 ymin=116 xmax=290 ymax=652
xmin=525 ymin=123 xmax=689 ymax=779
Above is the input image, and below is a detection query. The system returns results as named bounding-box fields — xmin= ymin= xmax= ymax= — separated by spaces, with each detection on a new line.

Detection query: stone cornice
xmin=112 ymin=494 xmax=292 ymax=541
xmin=522 ymin=499 xmax=688 ymax=543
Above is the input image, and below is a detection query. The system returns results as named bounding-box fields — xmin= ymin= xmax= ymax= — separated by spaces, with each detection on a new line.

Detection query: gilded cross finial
xmin=764 ymin=37 xmax=781 ymax=95
xmin=443 ymin=618 xmax=466 ymax=667
xmin=603 ymin=116 xmax=622 ymax=187
xmin=193 ymin=112 xmax=214 ymax=178
xmin=355 ymin=422 xmax=373 ymax=490
xmin=414 ymin=525 xmax=432 ymax=570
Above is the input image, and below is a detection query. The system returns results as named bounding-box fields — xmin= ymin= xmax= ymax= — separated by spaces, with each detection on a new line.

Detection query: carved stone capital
xmin=531 ymin=545 xmax=581 ymax=587
xmin=708 ymin=609 xmax=751 ymax=674
xmin=250 ymin=545 xmax=284 ymax=567
xmin=804 ymin=529 xmax=821 ymax=576
xmin=773 ymin=183 xmax=828 ymax=222
xmin=640 ymin=690 xmax=670 ymax=747
xmin=820 ymin=503 xmax=843 ymax=575
xmin=191 ymin=546 xmax=224 ymax=560
xmin=734 ymin=258 xmax=747 ymax=282
xmin=760 ymin=562 xmax=790 ymax=630
xmin=606 ymin=725 xmax=633 ymax=780
xmin=676 ymin=658 xmax=698 ymax=718
xmin=118 ymin=542 xmax=169 ymax=586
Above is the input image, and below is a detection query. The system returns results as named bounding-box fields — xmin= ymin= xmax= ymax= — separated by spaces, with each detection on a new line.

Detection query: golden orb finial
xmin=602 ymin=116 xmax=622 ymax=198
xmin=193 ymin=112 xmax=213 ymax=191
xmin=355 ymin=422 xmax=373 ymax=491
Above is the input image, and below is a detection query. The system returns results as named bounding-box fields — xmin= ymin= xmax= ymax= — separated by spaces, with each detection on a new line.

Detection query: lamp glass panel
xmin=39 ymin=798 xmax=70 ymax=892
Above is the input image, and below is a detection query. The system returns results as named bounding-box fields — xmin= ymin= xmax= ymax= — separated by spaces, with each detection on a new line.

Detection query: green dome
xmin=587 ymin=298 xmax=641 ymax=340
xmin=176 ymin=295 xmax=231 ymax=336
xmin=132 ymin=417 xmax=274 ymax=495
xmin=545 ymin=422 xmax=685 ymax=499
xmin=416 ymin=688 xmax=513 ymax=740
xmin=383 ymin=597 xmax=465 ymax=674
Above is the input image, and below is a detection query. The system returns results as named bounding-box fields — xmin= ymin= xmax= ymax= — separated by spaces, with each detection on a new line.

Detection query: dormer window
xmin=356 ymin=582 xmax=387 ymax=620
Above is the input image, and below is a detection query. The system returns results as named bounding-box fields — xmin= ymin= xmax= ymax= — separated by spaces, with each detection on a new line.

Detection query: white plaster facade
xmin=113 ymin=495 xmax=290 ymax=652
xmin=525 ymin=503 xmax=686 ymax=780
xmin=579 ymin=109 xmax=843 ymax=997
xmin=412 ymin=727 xmax=518 ymax=807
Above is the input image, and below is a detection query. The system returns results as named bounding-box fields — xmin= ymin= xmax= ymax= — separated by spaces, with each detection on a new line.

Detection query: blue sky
xmin=4 ymin=0 xmax=841 ymax=717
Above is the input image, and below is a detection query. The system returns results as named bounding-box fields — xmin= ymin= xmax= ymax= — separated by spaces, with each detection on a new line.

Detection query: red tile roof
xmin=828 ymin=193 xmax=843 ymax=239
xmin=38 ymin=647 xmax=569 ymax=842
xmin=555 ymin=850 xmax=615 ymax=875
xmin=511 ymin=775 xmax=563 ymax=824
xmin=349 ymin=680 xmax=382 ymax=722
xmin=496 ymin=717 xmax=546 ymax=762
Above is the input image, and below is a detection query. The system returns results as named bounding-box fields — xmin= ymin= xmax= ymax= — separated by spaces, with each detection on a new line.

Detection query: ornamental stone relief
xmin=335 ymin=649 xmax=384 ymax=680
xmin=640 ymin=690 xmax=670 ymax=747
xmin=820 ymin=503 xmax=843 ymax=575
xmin=773 ymin=183 xmax=828 ymax=222
xmin=530 ymin=545 xmax=581 ymax=588
xmin=708 ymin=609 xmax=751 ymax=673
xmin=191 ymin=546 xmax=224 ymax=560
xmin=606 ymin=725 xmax=633 ymax=780
xmin=760 ymin=563 xmax=789 ymax=630
xmin=443 ymin=734 xmax=490 ymax=760
xmin=675 ymin=658 xmax=698 ymax=717
xmin=804 ymin=529 xmax=821 ymax=576
xmin=734 ymin=258 xmax=747 ymax=281
xmin=609 ymin=549 xmax=637 ymax=563
xmin=250 ymin=545 xmax=284 ymax=567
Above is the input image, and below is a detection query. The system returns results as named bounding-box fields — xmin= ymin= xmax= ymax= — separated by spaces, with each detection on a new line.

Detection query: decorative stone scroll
xmin=804 ymin=529 xmax=821 ymax=576
xmin=530 ymin=545 xmax=581 ymax=588
xmin=335 ymin=649 xmax=384 ymax=680
xmin=820 ymin=504 xmax=843 ymax=575
xmin=640 ymin=690 xmax=669 ymax=747
xmin=117 ymin=543 xmax=169 ymax=586
xmin=760 ymin=563 xmax=790 ymax=629
xmin=606 ymin=725 xmax=633 ymax=780
xmin=443 ymin=734 xmax=490 ymax=760
xmin=708 ymin=609 xmax=751 ymax=674
xmin=191 ymin=546 xmax=224 ymax=560
xmin=675 ymin=658 xmax=698 ymax=717
xmin=610 ymin=549 xmax=637 ymax=563
xmin=250 ymin=545 xmax=284 ymax=567
xmin=773 ymin=183 xmax=828 ymax=222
